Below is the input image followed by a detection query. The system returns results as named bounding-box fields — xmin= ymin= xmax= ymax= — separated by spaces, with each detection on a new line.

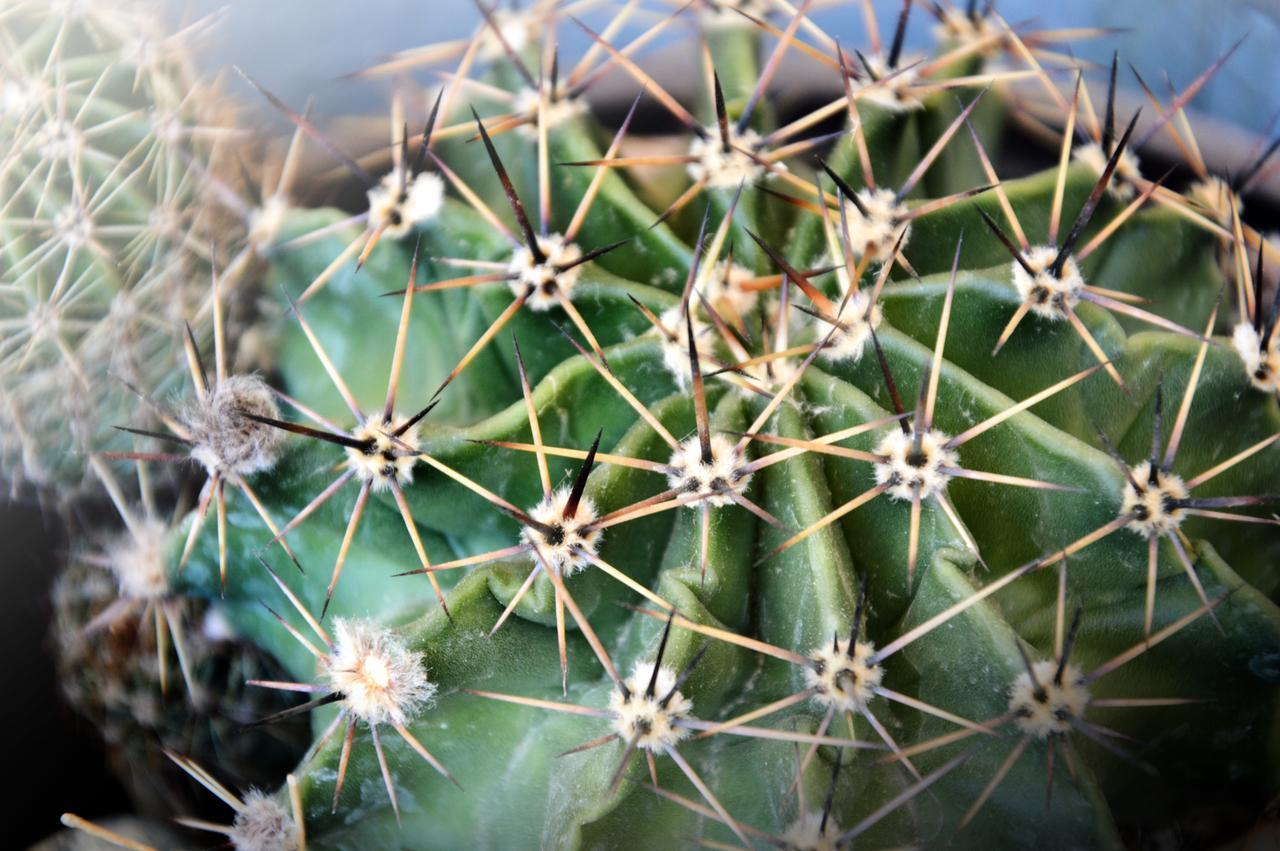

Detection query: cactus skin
xmin=57 ymin=3 xmax=1280 ymax=850
xmin=0 ymin=0 xmax=243 ymax=495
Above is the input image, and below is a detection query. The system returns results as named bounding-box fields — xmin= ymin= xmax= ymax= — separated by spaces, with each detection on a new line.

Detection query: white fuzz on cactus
xmin=687 ymin=127 xmax=775 ymax=188
xmin=1121 ymin=461 xmax=1189 ymax=538
xmin=609 ymin=662 xmax=694 ymax=751
xmin=325 ymin=619 xmax=437 ymax=728
xmin=842 ymin=188 xmax=912 ymax=262
xmin=1010 ymin=245 xmax=1086 ymax=319
xmin=347 ymin=413 xmax=421 ymax=489
xmin=1073 ymin=141 xmax=1142 ymax=200
xmin=805 ymin=638 xmax=885 ymax=712
xmin=1008 ymin=661 xmax=1090 ymax=739
xmin=521 ymin=487 xmax=602 ymax=575
xmin=873 ymin=428 xmax=959 ymax=501
xmin=229 ymin=790 xmax=301 ymax=851
xmin=666 ymin=434 xmax=753 ymax=506
xmin=508 ymin=234 xmax=584 ymax=310
xmin=184 ymin=375 xmax=284 ymax=477
xmin=367 ymin=171 xmax=446 ymax=239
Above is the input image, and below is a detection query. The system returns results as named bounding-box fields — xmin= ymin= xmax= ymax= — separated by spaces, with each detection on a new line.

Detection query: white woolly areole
xmin=843 ymin=188 xmax=911 ymax=262
xmin=248 ymin=195 xmax=290 ymax=253
xmin=805 ymin=637 xmax=883 ymax=712
xmin=1072 ymin=142 xmax=1142 ymax=201
xmin=780 ymin=811 xmax=841 ymax=851
xmin=229 ymin=790 xmax=300 ymax=851
xmin=698 ymin=0 xmax=772 ymax=28
xmin=657 ymin=306 xmax=713 ymax=387
xmin=512 ymin=87 xmax=587 ymax=137
xmin=324 ymin=618 xmax=436 ymax=727
xmin=687 ymin=128 xmax=775 ymax=189
xmin=1233 ymin=321 xmax=1280 ymax=393
xmin=2 ymin=76 xmax=40 ymax=118
xmin=873 ymin=428 xmax=957 ymax=501
xmin=53 ymin=204 xmax=94 ymax=249
xmin=609 ymin=662 xmax=693 ymax=751
xmin=105 ymin=518 xmax=170 ymax=600
xmin=666 ymin=434 xmax=752 ymax=507
xmin=184 ymin=375 xmax=283 ymax=477
xmin=814 ymin=290 xmax=882 ymax=362
xmin=1121 ymin=461 xmax=1188 ymax=538
xmin=1009 ymin=660 xmax=1089 ymax=739
xmin=366 ymin=170 xmax=445 ymax=238
xmin=855 ymin=56 xmax=923 ymax=112
xmin=521 ymin=486 xmax=601 ymax=575
xmin=703 ymin=261 xmax=760 ymax=319
xmin=508 ymin=234 xmax=583 ymax=311
xmin=1187 ymin=176 xmax=1237 ymax=225
xmin=345 ymin=413 xmax=419 ymax=491
xmin=35 ymin=117 xmax=82 ymax=159
xmin=1011 ymin=244 xmax=1085 ymax=320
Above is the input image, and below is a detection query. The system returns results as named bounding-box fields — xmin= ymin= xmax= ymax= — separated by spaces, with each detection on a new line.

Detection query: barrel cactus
xmin=58 ymin=2 xmax=1280 ymax=850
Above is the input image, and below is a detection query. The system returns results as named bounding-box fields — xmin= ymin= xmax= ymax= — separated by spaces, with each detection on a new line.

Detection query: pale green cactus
xmin=0 ymin=0 xmax=247 ymax=495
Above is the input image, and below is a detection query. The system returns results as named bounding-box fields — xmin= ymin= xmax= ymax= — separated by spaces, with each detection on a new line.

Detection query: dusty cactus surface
xmin=44 ymin=1 xmax=1280 ymax=850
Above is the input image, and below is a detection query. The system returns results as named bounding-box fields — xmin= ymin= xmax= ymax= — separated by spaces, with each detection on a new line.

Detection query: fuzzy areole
xmin=1121 ymin=460 xmax=1189 ymax=538
xmin=1073 ymin=141 xmax=1142 ymax=201
xmin=229 ymin=790 xmax=300 ymax=851
xmin=813 ymin=289 xmax=882 ymax=363
xmin=608 ymin=662 xmax=693 ymax=751
xmin=521 ymin=486 xmax=601 ymax=575
xmin=805 ymin=637 xmax=884 ymax=712
xmin=842 ymin=188 xmax=911 ymax=261
xmin=508 ymin=234 xmax=584 ymax=310
xmin=184 ymin=374 xmax=283 ymax=477
xmin=666 ymin=434 xmax=753 ymax=506
xmin=1232 ymin=321 xmax=1280 ymax=394
xmin=1008 ymin=660 xmax=1090 ymax=739
xmin=366 ymin=170 xmax=445 ymax=238
xmin=346 ymin=413 xmax=420 ymax=489
xmin=686 ymin=127 xmax=774 ymax=188
xmin=324 ymin=619 xmax=437 ymax=728
xmin=873 ymin=427 xmax=958 ymax=501
xmin=779 ymin=811 xmax=841 ymax=851
xmin=1011 ymin=245 xmax=1085 ymax=320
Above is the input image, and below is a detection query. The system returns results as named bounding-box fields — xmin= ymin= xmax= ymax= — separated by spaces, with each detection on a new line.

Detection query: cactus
xmin=56 ymin=2 xmax=1280 ymax=850
xmin=0 ymin=0 xmax=245 ymax=495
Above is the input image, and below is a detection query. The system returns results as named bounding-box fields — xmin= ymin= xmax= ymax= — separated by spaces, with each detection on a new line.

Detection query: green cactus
xmin=0 ymin=0 xmax=249 ymax=495
xmin=57 ymin=2 xmax=1280 ymax=850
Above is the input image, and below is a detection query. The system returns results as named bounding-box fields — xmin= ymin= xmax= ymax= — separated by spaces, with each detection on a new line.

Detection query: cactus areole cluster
xmin=21 ymin=1 xmax=1280 ymax=850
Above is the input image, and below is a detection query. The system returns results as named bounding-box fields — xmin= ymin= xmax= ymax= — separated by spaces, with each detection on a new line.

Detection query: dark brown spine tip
xmin=1055 ymin=605 xmax=1085 ymax=684
xmin=564 ymin=429 xmax=602 ymax=521
xmin=887 ymin=0 xmax=912 ymax=71
xmin=1052 ymin=108 xmax=1141 ymax=277
xmin=869 ymin=328 xmax=909 ymax=429
xmin=471 ymin=106 xmax=546 ymax=264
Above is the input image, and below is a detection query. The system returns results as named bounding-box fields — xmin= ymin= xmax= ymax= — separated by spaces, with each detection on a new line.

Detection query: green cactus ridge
xmin=50 ymin=3 xmax=1280 ymax=850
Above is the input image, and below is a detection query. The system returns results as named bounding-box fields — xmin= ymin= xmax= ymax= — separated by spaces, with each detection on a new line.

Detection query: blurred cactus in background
xmin=0 ymin=0 xmax=247 ymax=496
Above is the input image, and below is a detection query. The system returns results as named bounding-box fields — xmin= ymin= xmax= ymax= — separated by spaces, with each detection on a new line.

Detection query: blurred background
xmin=8 ymin=1 xmax=1280 ymax=847
xmin=177 ymin=0 xmax=1280 ymax=134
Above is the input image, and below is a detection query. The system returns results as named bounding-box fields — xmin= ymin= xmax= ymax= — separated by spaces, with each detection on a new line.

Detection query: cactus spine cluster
xmin=31 ymin=1 xmax=1280 ymax=849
